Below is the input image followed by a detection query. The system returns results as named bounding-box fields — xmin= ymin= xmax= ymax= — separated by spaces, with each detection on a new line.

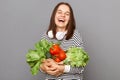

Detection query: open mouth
xmin=58 ymin=19 xmax=65 ymax=23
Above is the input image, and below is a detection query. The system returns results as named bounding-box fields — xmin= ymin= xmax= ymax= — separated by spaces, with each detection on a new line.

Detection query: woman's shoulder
xmin=72 ymin=29 xmax=84 ymax=47
xmin=73 ymin=29 xmax=82 ymax=38
xmin=40 ymin=31 xmax=48 ymax=39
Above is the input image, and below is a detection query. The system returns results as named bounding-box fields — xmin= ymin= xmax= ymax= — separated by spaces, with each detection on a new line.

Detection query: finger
xmin=57 ymin=61 xmax=63 ymax=65
xmin=46 ymin=69 xmax=59 ymax=75
xmin=48 ymin=70 xmax=62 ymax=76
xmin=46 ymin=58 xmax=54 ymax=62
xmin=45 ymin=62 xmax=51 ymax=66
xmin=49 ymin=67 xmax=57 ymax=71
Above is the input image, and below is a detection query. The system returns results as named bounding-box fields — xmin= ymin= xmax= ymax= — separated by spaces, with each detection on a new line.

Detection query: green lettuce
xmin=64 ymin=46 xmax=89 ymax=67
xmin=26 ymin=39 xmax=53 ymax=75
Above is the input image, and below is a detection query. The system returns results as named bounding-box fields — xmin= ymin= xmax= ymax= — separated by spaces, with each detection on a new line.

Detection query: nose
xmin=61 ymin=13 xmax=65 ymax=17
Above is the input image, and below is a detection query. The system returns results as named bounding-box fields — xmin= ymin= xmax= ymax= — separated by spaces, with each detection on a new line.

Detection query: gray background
xmin=0 ymin=0 xmax=120 ymax=80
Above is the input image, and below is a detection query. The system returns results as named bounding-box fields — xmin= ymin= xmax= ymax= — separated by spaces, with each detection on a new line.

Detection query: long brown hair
xmin=47 ymin=2 xmax=76 ymax=40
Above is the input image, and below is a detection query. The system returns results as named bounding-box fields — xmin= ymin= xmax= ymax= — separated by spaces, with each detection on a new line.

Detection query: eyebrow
xmin=57 ymin=10 xmax=70 ymax=13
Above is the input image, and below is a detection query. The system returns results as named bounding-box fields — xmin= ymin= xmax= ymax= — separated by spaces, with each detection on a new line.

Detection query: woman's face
xmin=55 ymin=4 xmax=70 ymax=31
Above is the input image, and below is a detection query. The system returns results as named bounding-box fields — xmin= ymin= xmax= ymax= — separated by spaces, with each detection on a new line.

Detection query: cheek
xmin=66 ymin=15 xmax=70 ymax=20
xmin=54 ymin=16 xmax=58 ymax=23
xmin=55 ymin=19 xmax=58 ymax=26
xmin=66 ymin=17 xmax=70 ymax=23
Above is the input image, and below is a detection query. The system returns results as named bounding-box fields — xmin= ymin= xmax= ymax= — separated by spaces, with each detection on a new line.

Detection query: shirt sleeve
xmin=72 ymin=30 xmax=84 ymax=48
xmin=63 ymin=65 xmax=84 ymax=74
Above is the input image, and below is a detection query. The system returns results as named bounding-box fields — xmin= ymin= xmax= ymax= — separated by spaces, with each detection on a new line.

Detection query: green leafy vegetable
xmin=26 ymin=39 xmax=53 ymax=75
xmin=63 ymin=46 xmax=89 ymax=67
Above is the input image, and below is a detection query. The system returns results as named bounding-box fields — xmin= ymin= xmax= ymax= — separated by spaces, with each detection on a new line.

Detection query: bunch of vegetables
xmin=26 ymin=39 xmax=89 ymax=75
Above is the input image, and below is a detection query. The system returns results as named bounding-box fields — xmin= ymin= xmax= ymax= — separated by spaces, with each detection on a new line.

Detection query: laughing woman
xmin=40 ymin=2 xmax=84 ymax=80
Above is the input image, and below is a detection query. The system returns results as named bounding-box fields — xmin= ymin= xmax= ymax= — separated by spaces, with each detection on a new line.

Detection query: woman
xmin=40 ymin=2 xmax=84 ymax=80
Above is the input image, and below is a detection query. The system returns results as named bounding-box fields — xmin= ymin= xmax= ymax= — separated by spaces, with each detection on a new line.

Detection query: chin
xmin=57 ymin=26 xmax=66 ymax=28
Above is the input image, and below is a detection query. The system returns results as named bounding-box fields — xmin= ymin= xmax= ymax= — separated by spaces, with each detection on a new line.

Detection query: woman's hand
xmin=46 ymin=59 xmax=65 ymax=76
xmin=46 ymin=63 xmax=64 ymax=76
xmin=40 ymin=59 xmax=57 ymax=72
xmin=40 ymin=58 xmax=65 ymax=76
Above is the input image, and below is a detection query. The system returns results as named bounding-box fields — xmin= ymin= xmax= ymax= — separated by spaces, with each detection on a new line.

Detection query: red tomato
xmin=54 ymin=53 xmax=59 ymax=57
xmin=49 ymin=44 xmax=66 ymax=62
xmin=49 ymin=44 xmax=61 ymax=55
xmin=54 ymin=58 xmax=61 ymax=62
xmin=58 ymin=51 xmax=66 ymax=60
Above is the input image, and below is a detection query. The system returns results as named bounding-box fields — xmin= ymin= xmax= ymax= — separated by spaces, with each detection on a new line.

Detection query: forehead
xmin=57 ymin=4 xmax=70 ymax=12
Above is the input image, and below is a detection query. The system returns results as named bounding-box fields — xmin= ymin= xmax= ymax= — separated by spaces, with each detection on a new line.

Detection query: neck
xmin=56 ymin=27 xmax=66 ymax=32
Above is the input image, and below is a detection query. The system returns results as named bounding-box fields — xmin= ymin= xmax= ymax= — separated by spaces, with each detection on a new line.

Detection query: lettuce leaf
xmin=26 ymin=39 xmax=53 ymax=75
xmin=64 ymin=46 xmax=89 ymax=67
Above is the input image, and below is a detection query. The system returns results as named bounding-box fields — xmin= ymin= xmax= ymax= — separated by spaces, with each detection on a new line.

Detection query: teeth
xmin=58 ymin=19 xmax=64 ymax=22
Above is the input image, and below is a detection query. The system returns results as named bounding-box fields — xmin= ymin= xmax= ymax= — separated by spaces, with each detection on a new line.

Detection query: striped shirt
xmin=40 ymin=30 xmax=84 ymax=80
